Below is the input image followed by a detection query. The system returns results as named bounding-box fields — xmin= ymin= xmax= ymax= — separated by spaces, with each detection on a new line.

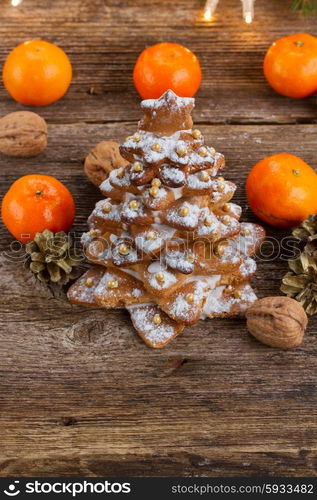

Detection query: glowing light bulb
xmin=245 ymin=12 xmax=252 ymax=23
xmin=203 ymin=0 xmax=219 ymax=21
xmin=241 ymin=0 xmax=255 ymax=24
xmin=203 ymin=8 xmax=213 ymax=21
xmin=11 ymin=0 xmax=23 ymax=6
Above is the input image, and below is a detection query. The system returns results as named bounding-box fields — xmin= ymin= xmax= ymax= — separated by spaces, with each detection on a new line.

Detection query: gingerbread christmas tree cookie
xmin=68 ymin=90 xmax=265 ymax=348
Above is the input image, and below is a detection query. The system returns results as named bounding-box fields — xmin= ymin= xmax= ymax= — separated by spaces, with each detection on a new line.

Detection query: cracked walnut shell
xmin=246 ymin=296 xmax=308 ymax=349
xmin=84 ymin=141 xmax=127 ymax=187
xmin=0 ymin=111 xmax=47 ymax=157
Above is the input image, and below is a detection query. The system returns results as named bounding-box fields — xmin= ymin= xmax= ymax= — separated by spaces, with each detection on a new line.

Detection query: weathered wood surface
xmin=0 ymin=0 xmax=316 ymax=477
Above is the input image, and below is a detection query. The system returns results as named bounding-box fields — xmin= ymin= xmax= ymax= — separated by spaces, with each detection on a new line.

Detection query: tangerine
xmin=3 ymin=40 xmax=72 ymax=106
xmin=264 ymin=33 xmax=317 ymax=98
xmin=246 ymin=153 xmax=317 ymax=228
xmin=133 ymin=42 xmax=202 ymax=99
xmin=1 ymin=174 xmax=75 ymax=242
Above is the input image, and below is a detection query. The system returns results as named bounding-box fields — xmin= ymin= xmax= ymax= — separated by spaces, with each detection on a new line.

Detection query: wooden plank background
xmin=0 ymin=0 xmax=316 ymax=477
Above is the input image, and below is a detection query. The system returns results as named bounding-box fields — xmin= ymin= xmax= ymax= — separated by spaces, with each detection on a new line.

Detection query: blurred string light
xmin=203 ymin=0 xmax=219 ymax=21
xmin=11 ymin=0 xmax=23 ymax=6
xmin=203 ymin=0 xmax=255 ymax=23
xmin=241 ymin=0 xmax=255 ymax=23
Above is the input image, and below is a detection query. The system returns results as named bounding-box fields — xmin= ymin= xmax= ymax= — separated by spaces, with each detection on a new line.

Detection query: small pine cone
xmin=25 ymin=229 xmax=83 ymax=284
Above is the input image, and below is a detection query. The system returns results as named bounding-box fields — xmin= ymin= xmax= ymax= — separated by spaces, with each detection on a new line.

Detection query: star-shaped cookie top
xmin=138 ymin=89 xmax=195 ymax=135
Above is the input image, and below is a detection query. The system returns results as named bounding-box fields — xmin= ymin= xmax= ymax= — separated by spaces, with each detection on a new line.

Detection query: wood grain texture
xmin=0 ymin=0 xmax=316 ymax=478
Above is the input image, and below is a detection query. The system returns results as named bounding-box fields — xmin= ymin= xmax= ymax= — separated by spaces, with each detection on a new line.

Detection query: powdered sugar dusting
xmin=122 ymin=128 xmax=219 ymax=170
xmin=164 ymin=250 xmax=195 ymax=274
xmin=147 ymin=262 xmax=177 ymax=290
xmin=141 ymin=91 xmax=194 ymax=111
xmin=166 ymin=201 xmax=200 ymax=230
xmin=169 ymin=280 xmax=206 ymax=322
xmin=128 ymin=305 xmax=176 ymax=346
xmin=135 ymin=225 xmax=176 ymax=254
xmin=92 ymin=199 xmax=122 ymax=223
xmin=202 ymin=284 xmax=257 ymax=318
xmin=159 ymin=165 xmax=186 ymax=186
xmin=239 ymin=257 xmax=257 ymax=277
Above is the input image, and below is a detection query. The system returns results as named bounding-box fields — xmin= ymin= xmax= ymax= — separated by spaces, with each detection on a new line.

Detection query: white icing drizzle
xmin=147 ymin=261 xmax=166 ymax=273
xmin=109 ymin=233 xmax=118 ymax=243
xmin=201 ymin=286 xmax=225 ymax=318
xmin=126 ymin=302 xmax=154 ymax=310
xmin=173 ymin=187 xmax=184 ymax=200
xmin=201 ymin=284 xmax=257 ymax=319
xmin=120 ymin=268 xmax=141 ymax=280
xmin=100 ymin=177 xmax=115 ymax=194
xmin=153 ymin=213 xmax=162 ymax=224
xmin=189 ymin=275 xmax=221 ymax=288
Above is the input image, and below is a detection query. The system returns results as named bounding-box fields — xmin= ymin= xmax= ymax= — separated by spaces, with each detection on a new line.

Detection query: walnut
xmin=0 ymin=111 xmax=47 ymax=157
xmin=84 ymin=141 xmax=127 ymax=187
xmin=246 ymin=296 xmax=308 ymax=349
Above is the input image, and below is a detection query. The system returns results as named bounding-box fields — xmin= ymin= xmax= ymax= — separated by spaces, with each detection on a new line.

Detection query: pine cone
xmin=292 ymin=214 xmax=317 ymax=243
xmin=25 ymin=229 xmax=83 ymax=284
xmin=281 ymin=214 xmax=317 ymax=315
